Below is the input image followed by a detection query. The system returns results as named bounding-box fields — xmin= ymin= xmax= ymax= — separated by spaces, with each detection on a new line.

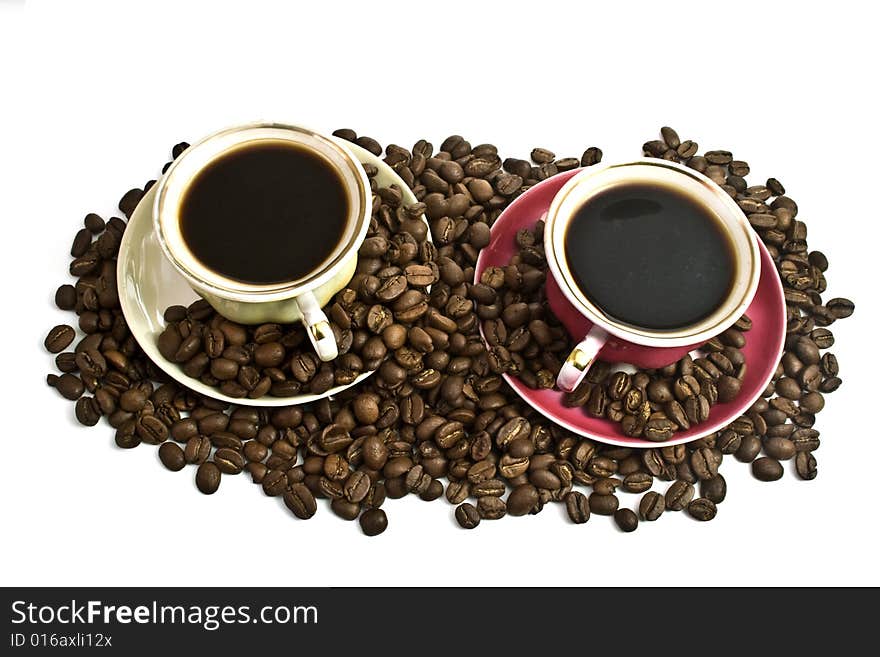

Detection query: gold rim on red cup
xmin=545 ymin=159 xmax=762 ymax=392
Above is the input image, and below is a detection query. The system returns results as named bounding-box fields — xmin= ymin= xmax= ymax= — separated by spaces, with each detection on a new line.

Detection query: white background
xmin=1 ymin=0 xmax=876 ymax=587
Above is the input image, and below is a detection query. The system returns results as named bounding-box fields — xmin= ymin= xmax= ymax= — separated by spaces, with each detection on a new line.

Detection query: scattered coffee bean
xmin=764 ymin=437 xmax=796 ymax=461
xmin=74 ymin=396 xmax=101 ymax=426
xmin=700 ymin=475 xmax=727 ymax=504
xmin=45 ymin=325 xmax=76 ymax=353
xmin=158 ymin=442 xmax=186 ymax=472
xmin=564 ymin=491 xmax=590 ymax=524
xmin=195 ymin=462 xmax=221 ymax=495
xmin=359 ymin=508 xmax=388 ymax=536
xmin=639 ymin=491 xmax=665 ymax=521
xmin=795 ymin=452 xmax=818 ymax=480
xmin=614 ymin=508 xmax=639 ymax=533
xmin=54 ymin=373 xmax=84 ymax=400
xmin=589 ymin=493 xmax=619 ymax=516
xmin=665 ymin=480 xmax=695 ymax=511
xmin=752 ymin=457 xmax=784 ymax=482
xmin=455 ymin=503 xmax=480 ymax=529
xmin=687 ymin=497 xmax=717 ymax=521
xmin=284 ymin=483 xmax=317 ymax=519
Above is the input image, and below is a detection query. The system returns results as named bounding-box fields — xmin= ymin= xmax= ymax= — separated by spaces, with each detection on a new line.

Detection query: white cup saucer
xmin=117 ymin=141 xmax=424 ymax=407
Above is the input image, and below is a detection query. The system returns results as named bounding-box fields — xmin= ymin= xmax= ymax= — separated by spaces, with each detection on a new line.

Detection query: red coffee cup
xmin=544 ymin=160 xmax=762 ymax=393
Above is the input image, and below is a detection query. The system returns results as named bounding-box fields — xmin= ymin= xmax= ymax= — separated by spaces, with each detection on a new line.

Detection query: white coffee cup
xmin=153 ymin=122 xmax=371 ymax=362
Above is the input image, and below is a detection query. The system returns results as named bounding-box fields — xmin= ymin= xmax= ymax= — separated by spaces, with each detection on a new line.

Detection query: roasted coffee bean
xmin=811 ymin=328 xmax=834 ymax=349
xmin=752 ymin=457 xmax=784 ymax=482
xmin=591 ymin=477 xmax=617 ymax=496
xmin=639 ymin=491 xmax=665 ymax=521
xmin=717 ymin=375 xmax=742 ymax=402
xmin=717 ymin=429 xmax=742 ymax=455
xmin=641 ymin=450 xmax=665 ymax=478
xmin=826 ymin=298 xmax=854 ymax=319
xmin=820 ymin=353 xmax=839 ymax=377
xmin=687 ymin=497 xmax=717 ymax=521
xmin=819 ymin=376 xmax=841 ymax=393
xmin=684 ymin=394 xmax=711 ymax=424
xmin=262 ymin=469 xmax=288 ymax=497
xmin=700 ymin=475 xmax=727 ymax=504
xmin=529 ymin=468 xmax=561 ymax=490
xmin=690 ymin=447 xmax=719 ymax=480
xmin=552 ymin=491 xmax=588 ymax=525
xmin=477 ymin=496 xmax=506 ymax=520
xmin=472 ymin=479 xmax=505 ymax=497
xmin=419 ymin=479 xmax=444 ymax=502
xmin=665 ymin=480 xmax=695 ymax=511
xmin=83 ymin=212 xmax=105 ymax=233
xmin=800 ymin=391 xmax=825 ymax=414
xmin=588 ymin=493 xmax=619 ymax=516
xmin=324 ymin=453 xmax=350 ymax=481
xmin=184 ymin=436 xmax=211 ymax=465
xmin=74 ymin=348 xmax=107 ymax=378
xmin=362 ymin=435 xmax=389 ymax=470
xmin=55 ymin=284 xmax=77 ymax=310
xmin=195 ymin=462 xmax=221 ymax=495
xmin=136 ymin=414 xmax=169 ymax=445
xmin=614 ymin=508 xmax=639 ymax=533
xmin=623 ymin=472 xmax=653 ymax=494
xmin=284 ymin=483 xmax=318 ymax=519
xmin=507 ymin=484 xmax=539 ymax=516
xmin=795 ymin=337 xmax=820 ymax=365
xmin=776 ymin=377 xmax=802 ymax=400
xmin=343 ymin=470 xmax=371 ymax=503
xmin=330 ymin=498 xmax=361 ymax=521
xmin=214 ymin=448 xmax=246 ymax=475
xmin=795 ymin=451 xmax=818 ymax=480
xmin=74 ymin=396 xmax=101 ymax=426
xmin=445 ymin=480 xmax=470 ymax=505
xmin=158 ymin=442 xmax=186 ymax=472
xmin=764 ymin=437 xmax=796 ymax=461
xmin=783 ymin=424 xmax=819 ymax=452
xmin=661 ymin=126 xmax=681 ymax=149
xmin=70 ymin=228 xmax=92 ymax=257
xmin=581 ymin=147 xmax=603 ymax=166
xmin=405 ymin=464 xmax=432 ymax=493
xmin=119 ymin=388 xmax=148 ymax=413
xmin=644 ymin=417 xmax=676 ymax=442
xmin=53 ymin=373 xmax=84 ymax=400
xmin=736 ymin=434 xmax=763 ymax=463
xmin=45 ymin=325 xmax=76 ymax=353
xmin=455 ymin=503 xmax=481 ymax=529
xmin=359 ymin=508 xmax=388 ymax=536
xmin=677 ymin=140 xmax=698 ymax=159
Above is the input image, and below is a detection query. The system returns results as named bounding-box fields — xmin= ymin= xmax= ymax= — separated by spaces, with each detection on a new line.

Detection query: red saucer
xmin=474 ymin=168 xmax=786 ymax=447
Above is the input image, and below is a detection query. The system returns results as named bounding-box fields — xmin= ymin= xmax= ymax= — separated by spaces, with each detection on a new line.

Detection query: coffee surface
xmin=180 ymin=141 xmax=349 ymax=285
xmin=564 ymin=182 xmax=735 ymax=330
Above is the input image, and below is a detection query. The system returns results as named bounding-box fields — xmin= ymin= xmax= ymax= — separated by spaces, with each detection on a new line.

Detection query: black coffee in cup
xmin=563 ymin=182 xmax=737 ymax=330
xmin=179 ymin=140 xmax=349 ymax=285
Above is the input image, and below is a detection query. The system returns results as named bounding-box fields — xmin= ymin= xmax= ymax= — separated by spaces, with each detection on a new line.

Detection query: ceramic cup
xmin=545 ymin=159 xmax=762 ymax=393
xmin=153 ymin=122 xmax=371 ymax=362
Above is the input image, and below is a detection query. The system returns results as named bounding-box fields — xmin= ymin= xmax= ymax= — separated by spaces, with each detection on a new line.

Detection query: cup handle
xmin=295 ymin=291 xmax=338 ymax=362
xmin=556 ymin=326 xmax=608 ymax=393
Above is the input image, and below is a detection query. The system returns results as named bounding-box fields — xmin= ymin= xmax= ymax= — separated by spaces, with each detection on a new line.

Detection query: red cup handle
xmin=556 ymin=326 xmax=608 ymax=393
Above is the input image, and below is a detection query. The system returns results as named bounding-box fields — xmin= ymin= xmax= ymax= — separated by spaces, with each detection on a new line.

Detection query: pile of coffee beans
xmin=156 ymin=180 xmax=437 ymax=399
xmin=481 ymin=221 xmax=751 ymax=441
xmin=43 ymin=127 xmax=853 ymax=535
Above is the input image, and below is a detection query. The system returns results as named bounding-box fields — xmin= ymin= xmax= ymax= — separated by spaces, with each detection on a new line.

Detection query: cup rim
xmin=544 ymin=159 xmax=762 ymax=347
xmin=153 ymin=122 xmax=372 ymax=303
